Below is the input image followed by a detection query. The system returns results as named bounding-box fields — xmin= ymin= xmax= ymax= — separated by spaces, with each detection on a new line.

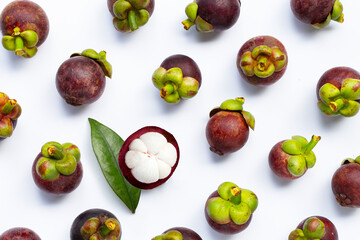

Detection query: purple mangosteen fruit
xmin=268 ymin=135 xmax=321 ymax=180
xmin=107 ymin=0 xmax=154 ymax=33
xmin=152 ymin=54 xmax=202 ymax=104
xmin=70 ymin=208 xmax=121 ymax=240
xmin=182 ymin=0 xmax=241 ymax=33
xmin=32 ymin=141 xmax=83 ymax=195
xmin=0 ymin=92 xmax=21 ymax=140
xmin=331 ymin=156 xmax=360 ymax=208
xmin=289 ymin=216 xmax=338 ymax=240
xmin=56 ymin=49 xmax=112 ymax=106
xmin=118 ymin=126 xmax=180 ymax=189
xmin=1 ymin=0 xmax=49 ymax=58
xmin=291 ymin=0 xmax=344 ymax=28
xmin=152 ymin=227 xmax=202 ymax=240
xmin=236 ymin=35 xmax=288 ymax=86
xmin=0 ymin=227 xmax=41 ymax=240
xmin=205 ymin=182 xmax=258 ymax=234
xmin=316 ymin=66 xmax=360 ymax=117
xmin=205 ymin=97 xmax=255 ymax=156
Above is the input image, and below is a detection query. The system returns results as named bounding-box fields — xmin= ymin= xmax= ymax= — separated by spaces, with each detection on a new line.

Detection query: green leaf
xmin=88 ymin=118 xmax=141 ymax=213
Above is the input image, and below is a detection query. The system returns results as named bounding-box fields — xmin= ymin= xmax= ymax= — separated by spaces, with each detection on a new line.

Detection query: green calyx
xmin=281 ymin=135 xmax=321 ymax=177
xmin=152 ymin=230 xmax=183 ymax=240
xmin=71 ymin=49 xmax=112 ymax=78
xmin=240 ymin=45 xmax=286 ymax=78
xmin=312 ymin=0 xmax=344 ymax=28
xmin=206 ymin=182 xmax=258 ymax=226
xmin=341 ymin=156 xmax=360 ymax=165
xmin=0 ymin=92 xmax=22 ymax=139
xmin=288 ymin=217 xmax=325 ymax=240
xmin=81 ymin=217 xmax=121 ymax=240
xmin=182 ymin=2 xmax=214 ymax=33
xmin=2 ymin=27 xmax=39 ymax=58
xmin=318 ymin=79 xmax=360 ymax=117
xmin=112 ymin=0 xmax=150 ymax=33
xmin=152 ymin=66 xmax=200 ymax=104
xmin=36 ymin=141 xmax=80 ymax=181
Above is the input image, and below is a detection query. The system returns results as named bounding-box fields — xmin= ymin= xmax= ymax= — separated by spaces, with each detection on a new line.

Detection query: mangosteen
xmin=331 ymin=156 xmax=360 ymax=207
xmin=107 ymin=0 xmax=154 ymax=33
xmin=56 ymin=49 xmax=112 ymax=106
xmin=205 ymin=97 xmax=254 ymax=156
xmin=70 ymin=208 xmax=121 ymax=240
xmin=316 ymin=66 xmax=360 ymax=117
xmin=289 ymin=216 xmax=338 ymax=240
xmin=236 ymin=35 xmax=288 ymax=86
xmin=0 ymin=92 xmax=21 ymax=139
xmin=0 ymin=227 xmax=41 ymax=240
xmin=1 ymin=0 xmax=49 ymax=58
xmin=118 ymin=126 xmax=180 ymax=189
xmin=204 ymin=182 xmax=258 ymax=234
xmin=152 ymin=227 xmax=202 ymax=240
xmin=182 ymin=0 xmax=241 ymax=33
xmin=291 ymin=0 xmax=344 ymax=28
xmin=152 ymin=54 xmax=202 ymax=104
xmin=32 ymin=141 xmax=83 ymax=195
xmin=268 ymin=135 xmax=320 ymax=180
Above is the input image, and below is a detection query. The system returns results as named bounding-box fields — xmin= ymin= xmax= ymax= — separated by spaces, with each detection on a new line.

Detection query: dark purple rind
xmin=296 ymin=216 xmax=338 ymax=240
xmin=0 ymin=227 xmax=41 ymax=240
xmin=236 ymin=35 xmax=288 ymax=86
xmin=32 ymin=153 xmax=83 ymax=195
xmin=206 ymin=111 xmax=249 ymax=155
xmin=268 ymin=140 xmax=306 ymax=180
xmin=164 ymin=227 xmax=202 ymax=240
xmin=0 ymin=0 xmax=49 ymax=46
xmin=70 ymin=208 xmax=121 ymax=240
xmin=107 ymin=0 xmax=155 ymax=17
xmin=160 ymin=54 xmax=202 ymax=87
xmin=197 ymin=0 xmax=240 ymax=31
xmin=316 ymin=67 xmax=360 ymax=101
xmin=56 ymin=56 xmax=106 ymax=106
xmin=205 ymin=191 xmax=252 ymax=234
xmin=118 ymin=126 xmax=180 ymax=190
xmin=331 ymin=162 xmax=360 ymax=208
xmin=290 ymin=0 xmax=335 ymax=25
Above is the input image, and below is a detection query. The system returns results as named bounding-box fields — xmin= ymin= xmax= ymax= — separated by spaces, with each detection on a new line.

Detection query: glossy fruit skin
xmin=156 ymin=227 xmax=202 ymax=240
xmin=56 ymin=56 xmax=106 ymax=106
xmin=118 ymin=126 xmax=180 ymax=189
xmin=1 ymin=0 xmax=49 ymax=46
xmin=332 ymin=162 xmax=360 ymax=207
xmin=295 ymin=216 xmax=338 ymax=240
xmin=70 ymin=208 xmax=121 ymax=240
xmin=0 ymin=227 xmax=41 ymax=240
xmin=236 ymin=35 xmax=288 ymax=86
xmin=107 ymin=0 xmax=155 ymax=17
xmin=290 ymin=0 xmax=335 ymax=25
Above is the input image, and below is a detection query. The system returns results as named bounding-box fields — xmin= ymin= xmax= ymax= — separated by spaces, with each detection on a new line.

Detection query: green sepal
xmin=241 ymin=110 xmax=255 ymax=130
xmin=239 ymin=51 xmax=256 ymax=76
xmin=195 ymin=16 xmax=214 ymax=33
xmin=163 ymin=91 xmax=180 ymax=104
xmin=135 ymin=9 xmax=150 ymax=27
xmin=22 ymin=46 xmax=37 ymax=58
xmin=271 ymin=46 xmax=287 ymax=71
xmin=41 ymin=142 xmax=64 ymax=159
xmin=152 ymin=67 xmax=167 ymax=89
xmin=220 ymin=98 xmax=244 ymax=111
xmin=317 ymin=100 xmax=338 ymax=116
xmin=253 ymin=59 xmax=275 ymax=78
xmin=339 ymin=100 xmax=360 ymax=117
xmin=312 ymin=14 xmax=332 ymax=29
xmin=113 ymin=18 xmax=132 ymax=33
xmin=319 ymin=83 xmax=341 ymax=104
xmin=206 ymin=197 xmax=231 ymax=224
xmin=160 ymin=230 xmax=183 ymax=240
xmin=20 ymin=30 xmax=38 ymax=48
xmin=163 ymin=67 xmax=183 ymax=86
xmin=288 ymin=229 xmax=306 ymax=240
xmin=340 ymin=78 xmax=360 ymax=100
xmin=128 ymin=0 xmax=150 ymax=9
xmin=331 ymin=0 xmax=344 ymax=22
xmin=251 ymin=45 xmax=272 ymax=59
xmin=63 ymin=143 xmax=81 ymax=162
xmin=287 ymin=155 xmax=306 ymax=177
xmin=281 ymin=140 xmax=302 ymax=155
xmin=178 ymin=77 xmax=199 ymax=99
xmin=113 ymin=0 xmax=132 ymax=20
xmin=240 ymin=189 xmax=258 ymax=213
xmin=0 ymin=118 xmax=13 ymax=138
xmin=185 ymin=2 xmax=198 ymax=22
xmin=291 ymin=136 xmax=308 ymax=147
xmin=303 ymin=217 xmax=325 ymax=239
xmin=217 ymin=182 xmax=239 ymax=200
xmin=55 ymin=153 xmax=77 ymax=175
xmin=36 ymin=157 xmax=60 ymax=181
xmin=96 ymin=58 xmax=113 ymax=78
xmin=80 ymin=217 xmax=100 ymax=238
xmin=229 ymin=203 xmax=251 ymax=225
xmin=81 ymin=49 xmax=100 ymax=60
xmin=2 ymin=36 xmax=16 ymax=51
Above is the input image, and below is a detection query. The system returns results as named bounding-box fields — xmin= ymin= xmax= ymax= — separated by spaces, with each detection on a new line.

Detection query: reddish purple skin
xmin=32 ymin=153 xmax=83 ymax=195
xmin=160 ymin=54 xmax=202 ymax=87
xmin=56 ymin=56 xmax=106 ymax=106
xmin=331 ymin=162 xmax=360 ymax=208
xmin=206 ymin=111 xmax=249 ymax=156
xmin=107 ymin=0 xmax=155 ymax=17
xmin=316 ymin=67 xmax=360 ymax=102
xmin=205 ymin=191 xmax=252 ymax=234
xmin=290 ymin=0 xmax=335 ymax=25
xmin=296 ymin=216 xmax=338 ymax=240
xmin=236 ymin=35 xmax=288 ymax=86
xmin=1 ymin=0 xmax=49 ymax=46
xmin=163 ymin=227 xmax=202 ymax=240
xmin=70 ymin=208 xmax=120 ymax=240
xmin=0 ymin=227 xmax=41 ymax=240
xmin=118 ymin=126 xmax=180 ymax=189
xmin=197 ymin=0 xmax=241 ymax=31
xmin=268 ymin=140 xmax=306 ymax=180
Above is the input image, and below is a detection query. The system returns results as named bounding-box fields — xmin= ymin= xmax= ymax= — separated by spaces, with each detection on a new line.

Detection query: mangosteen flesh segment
xmin=111 ymin=0 xmax=153 ymax=33
xmin=182 ymin=0 xmax=241 ymax=32
xmin=0 ymin=227 xmax=41 ymax=240
xmin=0 ymin=92 xmax=22 ymax=139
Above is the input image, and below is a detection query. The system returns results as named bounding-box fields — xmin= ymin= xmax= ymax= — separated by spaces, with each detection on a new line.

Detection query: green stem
xmin=329 ymin=98 xmax=347 ymax=112
xmin=14 ymin=37 xmax=25 ymax=56
xmin=229 ymin=186 xmax=242 ymax=205
xmin=13 ymin=27 xmax=21 ymax=36
xmin=302 ymin=135 xmax=321 ymax=155
xmin=1 ymin=99 xmax=16 ymax=115
xmin=160 ymin=83 xmax=175 ymax=98
xmin=128 ymin=10 xmax=138 ymax=31
xmin=182 ymin=19 xmax=195 ymax=30
xmin=47 ymin=145 xmax=64 ymax=160
xmin=99 ymin=219 xmax=116 ymax=237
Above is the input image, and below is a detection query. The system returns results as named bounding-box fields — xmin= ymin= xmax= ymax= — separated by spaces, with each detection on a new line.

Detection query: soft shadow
xmin=208 ymin=150 xmax=232 ymax=163
xmin=37 ymin=190 xmax=67 ymax=205
xmin=316 ymin=110 xmax=343 ymax=128
xmin=237 ymin=75 xmax=267 ymax=96
xmin=158 ymin=98 xmax=186 ymax=114
xmin=331 ymin=197 xmax=356 ymax=217
xmin=60 ymin=101 xmax=89 ymax=116
xmin=269 ymin=169 xmax=293 ymax=187
xmin=183 ymin=28 xmax=222 ymax=43
xmin=291 ymin=17 xmax=333 ymax=37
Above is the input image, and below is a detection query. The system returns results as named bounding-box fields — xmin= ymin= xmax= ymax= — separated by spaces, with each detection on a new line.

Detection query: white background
xmin=0 ymin=0 xmax=359 ymax=239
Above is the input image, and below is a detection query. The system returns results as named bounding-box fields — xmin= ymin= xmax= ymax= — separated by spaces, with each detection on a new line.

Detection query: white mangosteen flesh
xmin=125 ymin=132 xmax=177 ymax=184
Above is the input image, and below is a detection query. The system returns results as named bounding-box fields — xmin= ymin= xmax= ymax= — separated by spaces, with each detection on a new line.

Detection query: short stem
xmin=302 ymin=135 xmax=321 ymax=155
xmin=182 ymin=19 xmax=195 ymax=30
xmin=1 ymin=99 xmax=16 ymax=115
xmin=13 ymin=27 xmax=21 ymax=36
xmin=128 ymin=10 xmax=138 ymax=31
xmin=99 ymin=219 xmax=116 ymax=237
xmin=257 ymin=56 xmax=269 ymax=71
xmin=229 ymin=186 xmax=242 ymax=205
xmin=47 ymin=145 xmax=64 ymax=160
xmin=160 ymin=83 xmax=175 ymax=98
xmin=329 ymin=98 xmax=346 ymax=112
xmin=14 ymin=37 xmax=25 ymax=56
